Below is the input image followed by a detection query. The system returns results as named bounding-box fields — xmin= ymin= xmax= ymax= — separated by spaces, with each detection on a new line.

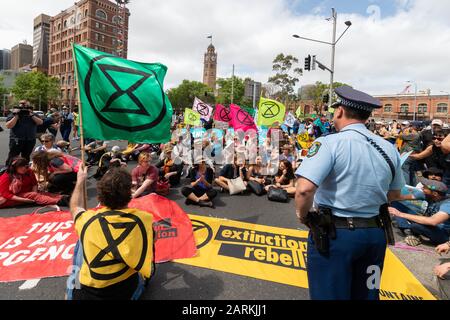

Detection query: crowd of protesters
xmin=1 ymin=101 xmax=450 ymax=299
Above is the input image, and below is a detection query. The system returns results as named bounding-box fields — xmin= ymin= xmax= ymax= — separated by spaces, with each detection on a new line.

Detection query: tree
xmin=267 ymin=53 xmax=303 ymax=103
xmin=12 ymin=71 xmax=60 ymax=109
xmin=303 ymin=81 xmax=351 ymax=113
xmin=0 ymin=76 xmax=7 ymax=96
xmin=216 ymin=76 xmax=246 ymax=106
xmin=167 ymin=80 xmax=214 ymax=112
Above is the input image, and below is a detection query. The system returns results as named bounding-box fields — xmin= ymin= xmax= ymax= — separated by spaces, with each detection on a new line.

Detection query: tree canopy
xmin=12 ymin=72 xmax=60 ymax=108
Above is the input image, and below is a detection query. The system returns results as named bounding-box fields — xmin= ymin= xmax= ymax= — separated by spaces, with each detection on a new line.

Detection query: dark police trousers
xmin=307 ymin=227 xmax=387 ymax=300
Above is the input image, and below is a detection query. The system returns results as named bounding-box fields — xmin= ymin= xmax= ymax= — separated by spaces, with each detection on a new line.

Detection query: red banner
xmin=0 ymin=195 xmax=197 ymax=282
xmin=229 ymin=104 xmax=257 ymax=132
xmin=0 ymin=211 xmax=77 ymax=282
xmin=129 ymin=194 xmax=197 ymax=263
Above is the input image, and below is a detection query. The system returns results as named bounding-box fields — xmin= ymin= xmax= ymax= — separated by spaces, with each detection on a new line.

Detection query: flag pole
xmin=71 ymin=43 xmax=88 ymax=209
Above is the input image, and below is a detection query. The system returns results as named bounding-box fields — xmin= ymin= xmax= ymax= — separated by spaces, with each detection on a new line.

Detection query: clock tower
xmin=203 ymin=43 xmax=217 ymax=91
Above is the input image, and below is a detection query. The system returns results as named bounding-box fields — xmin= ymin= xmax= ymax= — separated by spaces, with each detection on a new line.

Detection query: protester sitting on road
xmin=32 ymin=151 xmax=80 ymax=195
xmin=131 ymin=152 xmax=159 ymax=198
xmin=93 ymin=146 xmax=127 ymax=180
xmin=410 ymin=131 xmax=450 ymax=188
xmin=34 ymin=133 xmax=62 ymax=153
xmin=0 ymin=157 xmax=68 ymax=208
xmin=156 ymin=145 xmax=183 ymax=186
xmin=68 ymin=167 xmax=154 ymax=300
xmin=247 ymin=156 xmax=269 ymax=195
xmin=279 ymin=144 xmax=295 ymax=164
xmin=83 ymin=140 xmax=107 ymax=166
xmin=264 ymin=160 xmax=295 ymax=193
xmin=214 ymin=156 xmax=247 ymax=193
xmin=389 ymin=178 xmax=450 ymax=246
xmin=56 ymin=140 xmax=71 ymax=154
xmin=182 ymin=156 xmax=217 ymax=208
xmin=122 ymin=142 xmax=138 ymax=160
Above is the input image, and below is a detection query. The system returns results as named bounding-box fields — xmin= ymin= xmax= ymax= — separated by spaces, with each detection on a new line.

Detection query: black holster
xmin=379 ymin=203 xmax=395 ymax=246
xmin=306 ymin=207 xmax=336 ymax=255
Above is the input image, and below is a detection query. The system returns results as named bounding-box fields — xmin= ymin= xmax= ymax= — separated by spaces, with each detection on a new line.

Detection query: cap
xmin=111 ymin=146 xmax=121 ymax=153
xmin=401 ymin=121 xmax=411 ymax=126
xmin=422 ymin=167 xmax=444 ymax=179
xmin=432 ymin=119 xmax=443 ymax=127
xmin=418 ymin=177 xmax=448 ymax=194
xmin=332 ymin=86 xmax=382 ymax=112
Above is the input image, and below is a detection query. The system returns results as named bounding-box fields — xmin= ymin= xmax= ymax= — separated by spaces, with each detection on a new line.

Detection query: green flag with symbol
xmin=184 ymin=108 xmax=201 ymax=126
xmin=257 ymin=97 xmax=286 ymax=127
xmin=73 ymin=44 xmax=173 ymax=143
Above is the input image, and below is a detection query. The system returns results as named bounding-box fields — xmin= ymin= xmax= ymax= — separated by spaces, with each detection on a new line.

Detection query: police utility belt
xmin=306 ymin=130 xmax=396 ymax=255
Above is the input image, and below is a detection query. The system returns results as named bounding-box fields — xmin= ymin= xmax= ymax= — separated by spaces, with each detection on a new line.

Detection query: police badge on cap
xmin=332 ymin=86 xmax=382 ymax=112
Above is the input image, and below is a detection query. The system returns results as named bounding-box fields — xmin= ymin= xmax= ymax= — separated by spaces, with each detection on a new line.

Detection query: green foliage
xmin=268 ymin=53 xmax=303 ymax=102
xmin=167 ymin=80 xmax=214 ymax=111
xmin=216 ymin=76 xmax=245 ymax=106
xmin=303 ymin=81 xmax=351 ymax=112
xmin=11 ymin=72 xmax=60 ymax=108
xmin=0 ymin=76 xmax=7 ymax=96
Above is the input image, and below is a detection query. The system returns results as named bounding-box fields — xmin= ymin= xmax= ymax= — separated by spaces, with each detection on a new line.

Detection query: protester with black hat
xmin=295 ymin=86 xmax=405 ymax=300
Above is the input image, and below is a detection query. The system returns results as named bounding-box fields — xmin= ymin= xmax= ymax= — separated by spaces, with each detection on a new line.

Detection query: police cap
xmin=332 ymin=86 xmax=382 ymax=112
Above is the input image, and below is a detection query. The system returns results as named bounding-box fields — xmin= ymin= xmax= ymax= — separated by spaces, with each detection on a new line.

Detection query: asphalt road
xmin=0 ymin=122 xmax=443 ymax=300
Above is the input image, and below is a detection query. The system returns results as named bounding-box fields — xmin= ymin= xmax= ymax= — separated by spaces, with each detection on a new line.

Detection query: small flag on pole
xmin=184 ymin=108 xmax=201 ymax=126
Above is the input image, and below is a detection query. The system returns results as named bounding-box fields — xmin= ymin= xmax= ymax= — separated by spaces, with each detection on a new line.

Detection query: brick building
xmin=372 ymin=93 xmax=450 ymax=122
xmin=48 ymin=0 xmax=129 ymax=107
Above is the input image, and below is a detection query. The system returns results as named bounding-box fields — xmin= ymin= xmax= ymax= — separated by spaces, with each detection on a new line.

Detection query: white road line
xmin=19 ymin=279 xmax=41 ymax=290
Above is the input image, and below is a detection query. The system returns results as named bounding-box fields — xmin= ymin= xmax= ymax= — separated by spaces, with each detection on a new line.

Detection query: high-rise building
xmin=33 ymin=14 xmax=51 ymax=73
xmin=203 ymin=44 xmax=217 ymax=90
xmin=11 ymin=43 xmax=33 ymax=70
xmin=0 ymin=49 xmax=11 ymax=71
xmin=49 ymin=0 xmax=130 ymax=107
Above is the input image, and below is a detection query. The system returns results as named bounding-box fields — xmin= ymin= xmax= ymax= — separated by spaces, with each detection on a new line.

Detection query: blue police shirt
xmin=295 ymin=123 xmax=405 ymax=218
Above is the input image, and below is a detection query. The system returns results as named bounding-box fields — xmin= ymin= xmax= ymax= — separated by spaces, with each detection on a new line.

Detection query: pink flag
xmin=229 ymin=104 xmax=257 ymax=132
xmin=214 ymin=104 xmax=232 ymax=123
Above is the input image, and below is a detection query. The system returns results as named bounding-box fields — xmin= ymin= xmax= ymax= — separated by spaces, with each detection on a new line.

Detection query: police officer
xmin=295 ymin=86 xmax=405 ymax=300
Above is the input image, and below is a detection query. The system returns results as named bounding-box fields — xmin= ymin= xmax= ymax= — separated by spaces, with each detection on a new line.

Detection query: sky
xmin=0 ymin=0 xmax=449 ymax=96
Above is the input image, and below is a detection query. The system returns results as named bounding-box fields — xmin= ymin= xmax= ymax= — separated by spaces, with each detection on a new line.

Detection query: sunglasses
xmin=41 ymin=140 xmax=51 ymax=143
xmin=433 ymin=136 xmax=444 ymax=141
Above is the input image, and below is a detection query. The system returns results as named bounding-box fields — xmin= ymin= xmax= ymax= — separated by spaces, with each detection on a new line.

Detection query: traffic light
xmin=304 ymin=55 xmax=311 ymax=71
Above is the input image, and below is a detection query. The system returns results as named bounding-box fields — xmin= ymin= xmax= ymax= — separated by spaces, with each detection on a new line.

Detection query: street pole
xmin=252 ymin=82 xmax=257 ymax=109
xmin=39 ymin=95 xmax=41 ymax=111
xmin=413 ymin=83 xmax=417 ymax=121
xmin=329 ymin=8 xmax=337 ymax=111
xmin=231 ymin=64 xmax=235 ymax=104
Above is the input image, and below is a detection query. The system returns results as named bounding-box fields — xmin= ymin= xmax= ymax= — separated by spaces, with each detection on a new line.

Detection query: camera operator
xmin=5 ymin=100 xmax=43 ymax=166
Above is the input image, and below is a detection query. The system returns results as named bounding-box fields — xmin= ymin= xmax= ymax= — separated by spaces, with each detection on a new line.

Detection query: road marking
xmin=19 ymin=279 xmax=41 ymax=290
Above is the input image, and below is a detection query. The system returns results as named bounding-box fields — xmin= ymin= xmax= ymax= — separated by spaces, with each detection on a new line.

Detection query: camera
xmin=13 ymin=105 xmax=33 ymax=118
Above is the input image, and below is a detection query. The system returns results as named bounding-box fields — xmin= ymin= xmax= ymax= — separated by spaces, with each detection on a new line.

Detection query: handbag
xmin=267 ymin=187 xmax=288 ymax=203
xmin=247 ymin=180 xmax=265 ymax=196
xmin=227 ymin=177 xmax=247 ymax=195
xmin=156 ymin=179 xmax=170 ymax=196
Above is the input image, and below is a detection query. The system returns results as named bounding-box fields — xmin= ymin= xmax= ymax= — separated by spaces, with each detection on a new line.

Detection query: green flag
xmin=73 ymin=44 xmax=173 ymax=143
xmin=257 ymin=97 xmax=286 ymax=127
xmin=184 ymin=108 xmax=201 ymax=126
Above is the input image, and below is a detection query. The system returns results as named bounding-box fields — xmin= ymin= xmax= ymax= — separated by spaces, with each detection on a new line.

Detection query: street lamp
xmin=292 ymin=8 xmax=352 ymax=110
xmin=441 ymin=91 xmax=450 ymax=124
xmin=407 ymin=81 xmax=417 ymax=121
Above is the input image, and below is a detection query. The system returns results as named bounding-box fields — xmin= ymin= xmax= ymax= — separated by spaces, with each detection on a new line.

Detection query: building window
xmin=400 ymin=104 xmax=409 ymax=113
xmin=95 ymin=22 xmax=100 ymax=28
xmin=58 ymin=23 xmax=61 ymax=31
xmin=95 ymin=33 xmax=99 ymax=41
xmin=418 ymin=103 xmax=428 ymax=113
xmin=96 ymin=9 xmax=107 ymax=20
xmin=384 ymin=104 xmax=392 ymax=113
xmin=437 ymin=103 xmax=448 ymax=113
xmin=112 ymin=16 xmax=122 ymax=25
xmin=85 ymin=9 xmax=88 ymax=18
xmin=101 ymin=35 xmax=105 ymax=42
xmin=64 ymin=20 xmax=68 ymax=29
